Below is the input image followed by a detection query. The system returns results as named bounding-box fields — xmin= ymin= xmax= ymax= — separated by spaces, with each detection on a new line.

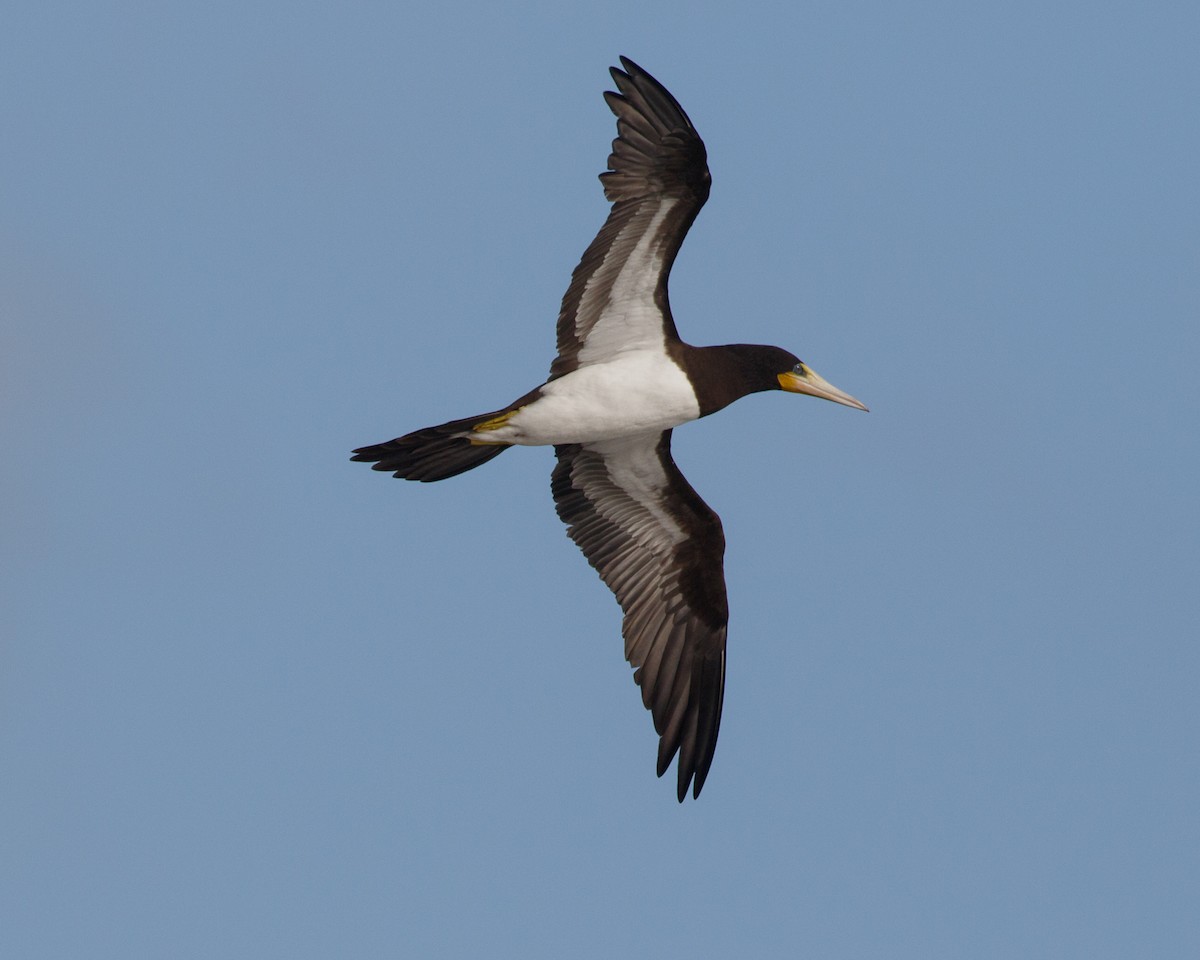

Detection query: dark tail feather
xmin=351 ymin=412 xmax=511 ymax=482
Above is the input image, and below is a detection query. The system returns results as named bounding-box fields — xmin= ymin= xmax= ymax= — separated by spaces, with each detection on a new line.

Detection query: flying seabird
xmin=352 ymin=57 xmax=867 ymax=800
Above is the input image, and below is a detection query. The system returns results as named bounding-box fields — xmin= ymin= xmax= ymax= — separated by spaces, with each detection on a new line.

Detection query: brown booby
xmin=352 ymin=57 xmax=867 ymax=800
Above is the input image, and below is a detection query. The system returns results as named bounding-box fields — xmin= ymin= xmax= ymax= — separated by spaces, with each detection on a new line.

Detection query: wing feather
xmin=551 ymin=58 xmax=712 ymax=379
xmin=551 ymin=430 xmax=727 ymax=801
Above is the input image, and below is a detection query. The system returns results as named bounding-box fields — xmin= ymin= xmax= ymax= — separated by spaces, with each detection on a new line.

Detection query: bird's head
xmin=690 ymin=343 xmax=868 ymax=415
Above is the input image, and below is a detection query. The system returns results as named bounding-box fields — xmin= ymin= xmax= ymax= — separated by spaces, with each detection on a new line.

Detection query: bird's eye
xmin=793 ymin=362 xmax=807 ymax=375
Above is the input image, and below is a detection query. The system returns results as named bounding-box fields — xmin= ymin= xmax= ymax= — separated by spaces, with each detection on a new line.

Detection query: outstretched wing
xmin=551 ymin=57 xmax=712 ymax=380
xmin=551 ymin=430 xmax=727 ymax=800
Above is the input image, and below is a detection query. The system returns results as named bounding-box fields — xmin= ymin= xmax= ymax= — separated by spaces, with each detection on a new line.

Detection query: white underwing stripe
xmin=575 ymin=199 xmax=677 ymax=365
xmin=585 ymin=434 xmax=689 ymax=548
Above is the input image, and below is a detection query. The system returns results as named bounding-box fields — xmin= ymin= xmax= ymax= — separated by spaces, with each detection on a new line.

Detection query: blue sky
xmin=3 ymin=1 xmax=1198 ymax=957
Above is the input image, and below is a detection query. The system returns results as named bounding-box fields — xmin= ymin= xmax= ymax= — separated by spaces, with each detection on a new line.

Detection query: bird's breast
xmin=482 ymin=352 xmax=700 ymax=446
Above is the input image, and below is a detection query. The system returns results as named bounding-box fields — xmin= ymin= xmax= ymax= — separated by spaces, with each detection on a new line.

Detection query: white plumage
xmin=472 ymin=352 xmax=700 ymax=445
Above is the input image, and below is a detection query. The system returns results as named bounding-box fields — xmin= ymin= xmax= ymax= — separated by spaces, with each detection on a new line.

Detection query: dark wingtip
xmin=610 ymin=56 xmax=664 ymax=97
xmin=657 ymin=751 xmax=701 ymax=803
xmin=658 ymin=762 xmax=689 ymax=803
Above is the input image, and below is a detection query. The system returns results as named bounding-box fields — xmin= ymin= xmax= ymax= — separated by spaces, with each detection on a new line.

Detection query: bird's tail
xmin=351 ymin=411 xmax=512 ymax=482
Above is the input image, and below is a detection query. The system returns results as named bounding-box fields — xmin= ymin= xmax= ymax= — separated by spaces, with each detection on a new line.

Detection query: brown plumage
xmin=353 ymin=58 xmax=867 ymax=801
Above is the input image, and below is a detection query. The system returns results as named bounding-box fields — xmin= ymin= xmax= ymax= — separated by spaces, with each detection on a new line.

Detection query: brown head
xmin=681 ymin=343 xmax=868 ymax=417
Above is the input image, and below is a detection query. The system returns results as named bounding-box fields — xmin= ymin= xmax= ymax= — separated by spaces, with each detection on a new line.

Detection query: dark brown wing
xmin=550 ymin=57 xmax=712 ymax=380
xmin=551 ymin=430 xmax=727 ymax=801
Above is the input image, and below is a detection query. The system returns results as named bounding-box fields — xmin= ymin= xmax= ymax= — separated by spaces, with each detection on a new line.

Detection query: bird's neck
xmin=674 ymin=343 xmax=775 ymax=417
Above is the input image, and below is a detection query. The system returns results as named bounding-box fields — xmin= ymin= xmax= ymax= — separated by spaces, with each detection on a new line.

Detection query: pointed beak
xmin=778 ymin=364 xmax=869 ymax=411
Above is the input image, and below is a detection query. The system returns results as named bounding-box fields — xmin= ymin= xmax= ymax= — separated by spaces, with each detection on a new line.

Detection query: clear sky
xmin=3 ymin=1 xmax=1198 ymax=957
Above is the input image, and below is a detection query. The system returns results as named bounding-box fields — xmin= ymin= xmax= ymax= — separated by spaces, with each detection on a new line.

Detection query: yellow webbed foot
xmin=469 ymin=409 xmax=519 ymax=446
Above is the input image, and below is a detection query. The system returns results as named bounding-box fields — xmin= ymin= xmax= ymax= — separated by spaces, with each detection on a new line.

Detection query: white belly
xmin=477 ymin=352 xmax=700 ymax=446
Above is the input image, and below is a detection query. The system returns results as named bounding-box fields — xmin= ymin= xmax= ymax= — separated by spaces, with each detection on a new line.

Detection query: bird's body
xmin=353 ymin=58 xmax=866 ymax=800
xmin=473 ymin=352 xmax=700 ymax=446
